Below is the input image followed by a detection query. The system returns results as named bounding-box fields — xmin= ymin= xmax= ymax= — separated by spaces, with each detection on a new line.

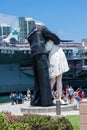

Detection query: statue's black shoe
xmin=42 ymin=102 xmax=56 ymax=107
xmin=31 ymin=102 xmax=42 ymax=107
xmin=31 ymin=102 xmax=56 ymax=107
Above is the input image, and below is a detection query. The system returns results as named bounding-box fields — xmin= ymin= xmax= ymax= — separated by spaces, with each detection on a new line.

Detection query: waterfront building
xmin=81 ymin=38 xmax=87 ymax=47
xmin=18 ymin=17 xmax=34 ymax=43
xmin=0 ymin=24 xmax=11 ymax=41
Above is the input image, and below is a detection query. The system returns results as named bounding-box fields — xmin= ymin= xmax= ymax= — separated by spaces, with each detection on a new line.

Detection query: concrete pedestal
xmin=21 ymin=103 xmax=77 ymax=115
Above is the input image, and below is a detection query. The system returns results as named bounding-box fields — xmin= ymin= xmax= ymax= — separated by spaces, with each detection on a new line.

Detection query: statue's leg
xmin=31 ymin=56 xmax=41 ymax=106
xmin=50 ymin=77 xmax=56 ymax=90
xmin=37 ymin=54 xmax=53 ymax=106
xmin=56 ymin=74 xmax=62 ymax=100
xmin=50 ymin=77 xmax=56 ymax=100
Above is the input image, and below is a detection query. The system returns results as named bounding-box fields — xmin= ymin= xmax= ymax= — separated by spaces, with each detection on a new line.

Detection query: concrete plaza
xmin=0 ymin=100 xmax=79 ymax=116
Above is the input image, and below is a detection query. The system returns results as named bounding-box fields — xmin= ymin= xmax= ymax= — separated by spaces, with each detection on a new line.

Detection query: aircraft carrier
xmin=1 ymin=41 xmax=87 ymax=94
xmin=0 ymin=27 xmax=87 ymax=93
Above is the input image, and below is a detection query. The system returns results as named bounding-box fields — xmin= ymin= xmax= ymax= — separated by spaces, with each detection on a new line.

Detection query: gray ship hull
xmin=0 ymin=64 xmax=34 ymax=93
xmin=0 ymin=44 xmax=34 ymax=94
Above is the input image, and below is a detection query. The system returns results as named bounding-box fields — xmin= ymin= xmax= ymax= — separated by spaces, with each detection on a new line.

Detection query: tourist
xmin=74 ymin=89 xmax=81 ymax=102
xmin=16 ymin=91 xmax=24 ymax=104
xmin=9 ymin=91 xmax=17 ymax=105
xmin=24 ymin=88 xmax=31 ymax=101
xmin=65 ymin=85 xmax=70 ymax=103
xmin=68 ymin=86 xmax=74 ymax=104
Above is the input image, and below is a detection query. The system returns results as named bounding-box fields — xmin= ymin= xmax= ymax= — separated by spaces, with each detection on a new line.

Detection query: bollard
xmin=56 ymin=100 xmax=61 ymax=115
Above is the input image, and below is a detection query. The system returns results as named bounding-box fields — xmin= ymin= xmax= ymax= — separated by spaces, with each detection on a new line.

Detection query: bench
xmin=16 ymin=98 xmax=24 ymax=104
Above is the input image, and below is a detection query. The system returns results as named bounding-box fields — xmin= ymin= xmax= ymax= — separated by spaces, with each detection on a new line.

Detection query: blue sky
xmin=0 ymin=0 xmax=87 ymax=42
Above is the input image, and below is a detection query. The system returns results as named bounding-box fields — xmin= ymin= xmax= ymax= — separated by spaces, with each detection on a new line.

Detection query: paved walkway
xmin=0 ymin=101 xmax=79 ymax=116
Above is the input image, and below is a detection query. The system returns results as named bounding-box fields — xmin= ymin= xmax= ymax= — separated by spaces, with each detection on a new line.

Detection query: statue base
xmin=21 ymin=102 xmax=78 ymax=115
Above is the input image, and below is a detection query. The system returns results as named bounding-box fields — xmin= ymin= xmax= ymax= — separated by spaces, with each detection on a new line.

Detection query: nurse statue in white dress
xmin=46 ymin=40 xmax=69 ymax=102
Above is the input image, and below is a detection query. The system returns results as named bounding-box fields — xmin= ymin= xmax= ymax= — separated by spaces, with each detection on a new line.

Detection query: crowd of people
xmin=52 ymin=85 xmax=84 ymax=105
xmin=9 ymin=89 xmax=31 ymax=105
xmin=9 ymin=86 xmax=85 ymax=105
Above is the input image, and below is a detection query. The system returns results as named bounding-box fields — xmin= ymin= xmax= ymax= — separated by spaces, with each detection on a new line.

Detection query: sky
xmin=0 ymin=0 xmax=87 ymax=42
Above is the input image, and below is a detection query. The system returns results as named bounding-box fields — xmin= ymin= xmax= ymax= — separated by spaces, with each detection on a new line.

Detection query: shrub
xmin=0 ymin=113 xmax=73 ymax=130
xmin=53 ymin=117 xmax=73 ymax=130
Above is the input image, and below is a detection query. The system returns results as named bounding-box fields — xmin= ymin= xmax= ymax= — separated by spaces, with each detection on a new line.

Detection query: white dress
xmin=46 ymin=41 xmax=69 ymax=78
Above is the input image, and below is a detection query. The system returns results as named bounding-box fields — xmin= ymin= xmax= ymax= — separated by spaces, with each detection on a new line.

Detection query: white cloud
xmin=0 ymin=13 xmax=18 ymax=28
